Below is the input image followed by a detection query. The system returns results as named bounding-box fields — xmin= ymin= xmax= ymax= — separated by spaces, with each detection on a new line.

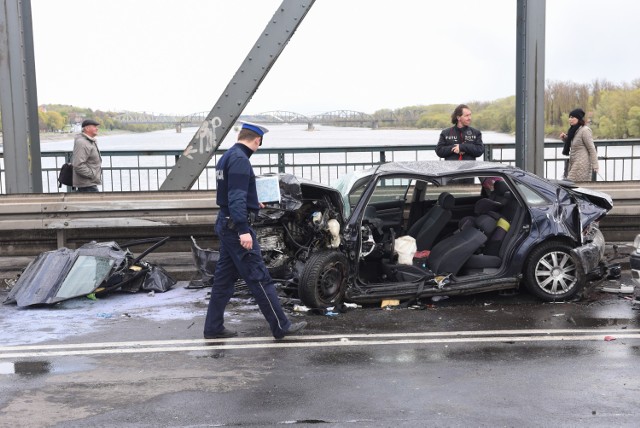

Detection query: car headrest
xmin=438 ymin=192 xmax=455 ymax=210
xmin=458 ymin=215 xmax=475 ymax=230
xmin=493 ymin=180 xmax=510 ymax=197
xmin=474 ymin=198 xmax=502 ymax=215
xmin=475 ymin=214 xmax=497 ymax=236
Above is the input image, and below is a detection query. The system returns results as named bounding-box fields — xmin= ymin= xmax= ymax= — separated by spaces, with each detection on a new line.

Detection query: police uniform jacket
xmin=435 ymin=126 xmax=484 ymax=161
xmin=72 ymin=133 xmax=102 ymax=187
xmin=216 ymin=143 xmax=260 ymax=234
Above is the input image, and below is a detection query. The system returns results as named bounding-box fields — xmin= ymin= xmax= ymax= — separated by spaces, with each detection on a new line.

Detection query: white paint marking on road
xmin=1 ymin=331 xmax=638 ymax=359
xmin=1 ymin=328 xmax=638 ymax=352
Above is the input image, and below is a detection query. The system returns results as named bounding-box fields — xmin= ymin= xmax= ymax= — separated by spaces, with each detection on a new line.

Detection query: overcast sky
xmin=30 ymin=0 xmax=640 ymax=116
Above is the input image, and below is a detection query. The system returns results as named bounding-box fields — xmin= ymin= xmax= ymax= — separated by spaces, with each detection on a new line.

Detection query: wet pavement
xmin=1 ymin=270 xmax=639 ymax=427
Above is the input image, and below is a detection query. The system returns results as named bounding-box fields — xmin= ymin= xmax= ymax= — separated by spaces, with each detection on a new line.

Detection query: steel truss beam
xmin=0 ymin=0 xmax=42 ymax=193
xmin=160 ymin=0 xmax=316 ymax=190
xmin=515 ymin=0 xmax=546 ymax=176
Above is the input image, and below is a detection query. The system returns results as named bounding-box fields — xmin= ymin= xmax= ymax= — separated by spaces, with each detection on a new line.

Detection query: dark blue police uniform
xmin=204 ymin=140 xmax=293 ymax=339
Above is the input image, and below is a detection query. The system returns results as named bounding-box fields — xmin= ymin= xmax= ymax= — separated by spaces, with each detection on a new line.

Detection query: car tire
xmin=299 ymin=251 xmax=348 ymax=308
xmin=523 ymin=241 xmax=584 ymax=301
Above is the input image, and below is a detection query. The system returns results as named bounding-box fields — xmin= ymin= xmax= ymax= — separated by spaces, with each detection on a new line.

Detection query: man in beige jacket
xmin=72 ymin=119 xmax=102 ymax=192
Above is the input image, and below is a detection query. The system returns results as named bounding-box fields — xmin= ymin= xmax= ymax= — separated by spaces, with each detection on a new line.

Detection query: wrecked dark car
xmin=4 ymin=238 xmax=175 ymax=307
xmin=216 ymin=162 xmax=613 ymax=308
xmin=631 ymin=234 xmax=640 ymax=305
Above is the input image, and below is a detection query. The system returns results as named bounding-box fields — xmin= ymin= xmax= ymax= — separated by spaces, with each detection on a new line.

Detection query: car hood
xmin=4 ymin=239 xmax=174 ymax=307
xmin=273 ymin=173 xmax=344 ymax=214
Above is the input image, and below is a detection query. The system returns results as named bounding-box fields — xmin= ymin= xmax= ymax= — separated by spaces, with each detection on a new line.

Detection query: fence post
xmin=278 ymin=152 xmax=285 ymax=173
xmin=484 ymin=144 xmax=493 ymax=162
xmin=65 ymin=152 xmax=73 ymax=192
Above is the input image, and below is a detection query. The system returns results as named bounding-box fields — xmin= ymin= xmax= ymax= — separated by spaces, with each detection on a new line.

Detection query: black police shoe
xmin=279 ymin=321 xmax=307 ymax=338
xmin=204 ymin=328 xmax=238 ymax=339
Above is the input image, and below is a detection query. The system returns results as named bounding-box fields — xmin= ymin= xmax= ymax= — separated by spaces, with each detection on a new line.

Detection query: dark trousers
xmin=75 ymin=185 xmax=99 ymax=192
xmin=204 ymin=218 xmax=291 ymax=338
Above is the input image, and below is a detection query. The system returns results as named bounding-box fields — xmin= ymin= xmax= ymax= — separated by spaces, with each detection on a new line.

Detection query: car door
xmin=365 ymin=177 xmax=411 ymax=231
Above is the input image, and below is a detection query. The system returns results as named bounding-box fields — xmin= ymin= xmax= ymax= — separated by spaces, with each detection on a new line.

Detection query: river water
xmin=7 ymin=124 xmax=636 ymax=191
xmin=40 ymin=124 xmax=517 ymax=153
xmin=33 ymin=124 xmax=525 ymax=190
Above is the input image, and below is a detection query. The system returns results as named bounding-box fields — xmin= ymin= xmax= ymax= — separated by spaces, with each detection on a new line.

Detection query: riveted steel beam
xmin=160 ymin=0 xmax=316 ymax=191
xmin=0 ymin=0 xmax=42 ymax=193
xmin=515 ymin=0 xmax=546 ymax=176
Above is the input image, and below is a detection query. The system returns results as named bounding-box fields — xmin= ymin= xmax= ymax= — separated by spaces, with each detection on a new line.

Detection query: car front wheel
xmin=299 ymin=251 xmax=348 ymax=308
xmin=524 ymin=241 xmax=585 ymax=301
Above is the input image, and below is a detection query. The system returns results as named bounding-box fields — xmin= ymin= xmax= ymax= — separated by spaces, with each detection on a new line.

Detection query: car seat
xmin=427 ymin=214 xmax=497 ymax=275
xmin=407 ymin=192 xmax=455 ymax=251
xmin=492 ymin=180 xmax=519 ymax=222
xmin=459 ymin=191 xmax=515 ymax=273
xmin=461 ymin=216 xmax=508 ymax=273
xmin=457 ymin=197 xmax=503 ymax=230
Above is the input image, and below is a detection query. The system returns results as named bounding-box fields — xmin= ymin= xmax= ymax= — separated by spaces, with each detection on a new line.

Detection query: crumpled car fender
xmin=570 ymin=228 xmax=605 ymax=275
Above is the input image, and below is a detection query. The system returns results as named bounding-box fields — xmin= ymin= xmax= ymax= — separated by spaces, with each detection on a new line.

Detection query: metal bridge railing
xmin=1 ymin=139 xmax=639 ymax=193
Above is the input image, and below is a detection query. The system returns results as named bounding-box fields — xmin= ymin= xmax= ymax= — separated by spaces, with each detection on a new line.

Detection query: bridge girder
xmin=240 ymin=110 xmax=310 ymax=124
xmin=241 ymin=109 xmax=378 ymax=125
xmin=115 ymin=112 xmax=182 ymax=124
xmin=312 ymin=109 xmax=374 ymax=122
xmin=178 ymin=112 xmax=207 ymax=126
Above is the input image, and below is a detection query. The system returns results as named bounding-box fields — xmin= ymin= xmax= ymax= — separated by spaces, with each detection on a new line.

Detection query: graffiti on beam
xmin=182 ymin=117 xmax=223 ymax=160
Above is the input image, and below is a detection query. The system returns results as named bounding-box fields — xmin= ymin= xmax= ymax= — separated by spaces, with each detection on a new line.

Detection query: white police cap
xmin=240 ymin=121 xmax=269 ymax=137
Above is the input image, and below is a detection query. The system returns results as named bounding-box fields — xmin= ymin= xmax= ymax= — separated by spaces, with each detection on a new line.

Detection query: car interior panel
xmin=369 ymin=199 xmax=405 ymax=231
xmin=359 ymin=175 xmax=529 ymax=283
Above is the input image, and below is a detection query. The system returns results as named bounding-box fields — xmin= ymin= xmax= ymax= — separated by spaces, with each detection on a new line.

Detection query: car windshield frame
xmin=333 ymin=168 xmax=377 ymax=219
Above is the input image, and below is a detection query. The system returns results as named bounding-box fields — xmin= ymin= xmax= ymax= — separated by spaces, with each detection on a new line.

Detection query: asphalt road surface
xmin=1 ymin=271 xmax=639 ymax=427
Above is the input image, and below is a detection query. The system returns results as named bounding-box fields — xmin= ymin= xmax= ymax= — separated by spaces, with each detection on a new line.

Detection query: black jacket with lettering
xmin=435 ymin=126 xmax=484 ymax=161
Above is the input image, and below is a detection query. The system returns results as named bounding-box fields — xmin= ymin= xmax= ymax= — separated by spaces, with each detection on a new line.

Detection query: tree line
xmin=0 ymin=104 xmax=173 ymax=133
xmin=373 ymin=78 xmax=640 ymax=139
xmin=1 ymin=79 xmax=638 ymax=138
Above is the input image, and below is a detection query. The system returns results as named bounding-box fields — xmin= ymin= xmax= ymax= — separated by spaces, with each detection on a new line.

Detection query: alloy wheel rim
xmin=534 ymin=251 xmax=577 ymax=295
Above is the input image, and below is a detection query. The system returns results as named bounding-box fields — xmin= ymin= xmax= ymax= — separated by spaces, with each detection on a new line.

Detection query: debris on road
xmin=294 ymin=304 xmax=310 ymax=312
xmin=601 ymin=285 xmax=634 ymax=294
xmin=189 ymin=236 xmax=218 ymax=289
xmin=381 ymin=299 xmax=400 ymax=309
xmin=3 ymin=238 xmax=175 ymax=307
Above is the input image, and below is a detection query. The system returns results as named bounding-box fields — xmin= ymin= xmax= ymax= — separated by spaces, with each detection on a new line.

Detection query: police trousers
xmin=204 ymin=217 xmax=292 ymax=339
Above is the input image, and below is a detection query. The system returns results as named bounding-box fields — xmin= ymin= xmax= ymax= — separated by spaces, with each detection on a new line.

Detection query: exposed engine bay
xmin=252 ymin=174 xmax=343 ymax=288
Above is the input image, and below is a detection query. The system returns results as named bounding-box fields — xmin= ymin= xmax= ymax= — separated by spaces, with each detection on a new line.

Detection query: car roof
xmin=373 ymin=160 xmax=517 ymax=177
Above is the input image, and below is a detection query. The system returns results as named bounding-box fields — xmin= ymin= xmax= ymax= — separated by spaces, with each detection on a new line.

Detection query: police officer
xmin=435 ymin=104 xmax=484 ymax=161
xmin=204 ymin=122 xmax=307 ymax=339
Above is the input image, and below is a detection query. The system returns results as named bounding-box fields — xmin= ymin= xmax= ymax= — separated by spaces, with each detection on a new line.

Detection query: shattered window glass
xmin=55 ymin=256 xmax=115 ymax=299
xmin=515 ymin=181 xmax=548 ymax=205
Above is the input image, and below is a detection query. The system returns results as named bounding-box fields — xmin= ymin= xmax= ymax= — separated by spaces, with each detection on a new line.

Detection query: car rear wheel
xmin=299 ymin=251 xmax=348 ymax=308
xmin=524 ymin=241 xmax=584 ymax=301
